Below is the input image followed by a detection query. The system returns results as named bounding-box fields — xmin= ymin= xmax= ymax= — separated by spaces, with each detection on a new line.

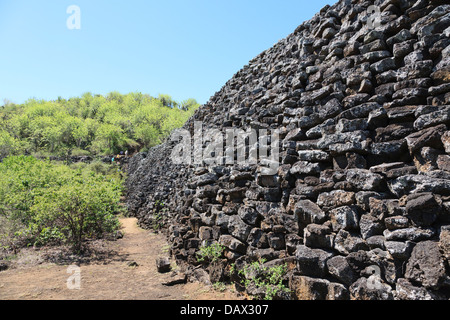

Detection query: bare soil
xmin=0 ymin=218 xmax=242 ymax=300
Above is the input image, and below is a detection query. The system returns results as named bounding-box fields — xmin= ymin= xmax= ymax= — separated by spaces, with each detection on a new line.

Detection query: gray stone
xmin=414 ymin=105 xmax=450 ymax=131
xmin=345 ymin=250 xmax=372 ymax=275
xmin=395 ymin=278 xmax=443 ymax=300
xmin=388 ymin=174 xmax=450 ymax=197
xmin=290 ymin=275 xmax=349 ymax=300
xmin=317 ymin=190 xmax=356 ymax=209
xmin=294 ymin=199 xmax=327 ymax=224
xmin=333 ymin=152 xmax=367 ymax=170
xmin=194 ymin=173 xmax=218 ymax=187
xmin=384 ymin=216 xmax=410 ymax=230
xmin=215 ymin=211 xmax=230 ymax=231
xmin=393 ymin=40 xmax=415 ymax=59
xmin=369 ymin=198 xmax=388 ymax=221
xmin=370 ymin=140 xmax=407 ymax=157
xmin=442 ymin=131 xmax=450 ymax=153
xmin=366 ymin=236 xmax=386 ymax=250
xmin=360 ymin=214 xmax=385 ymax=240
xmin=329 ymin=206 xmax=360 ymax=232
xmin=317 ymin=131 xmax=371 ymax=153
xmin=439 ymin=226 xmax=450 ymax=262
xmin=227 ymin=216 xmax=252 ymax=243
xmin=405 ymin=124 xmax=447 ymax=154
xmin=219 ymin=235 xmax=247 ymax=254
xmin=406 ymin=193 xmax=440 ymax=227
xmin=437 ymin=155 xmax=450 ymax=172
xmin=290 ymin=161 xmax=321 ymax=175
xmin=345 ymin=169 xmax=384 ymax=191
xmin=283 ymin=128 xmax=305 ymax=142
xmin=303 ymin=224 xmax=334 ymax=249
xmin=336 ymin=118 xmax=368 ymax=133
xmin=318 ymin=98 xmax=342 ymax=120
xmin=414 ymin=147 xmax=442 ymax=173
xmin=371 ymin=57 xmax=397 ymax=73
xmin=266 ymin=231 xmax=284 ymax=250
xmin=256 ymin=174 xmax=280 ymax=188
xmin=297 ymin=150 xmax=330 ymax=162
xmin=156 ymin=257 xmax=171 ymax=273
xmin=238 ymin=205 xmax=261 ymax=226
xmin=384 ymin=241 xmax=414 ymax=260
xmin=355 ymin=191 xmax=382 ymax=211
xmin=247 ymin=228 xmax=268 ymax=249
xmin=350 ymin=277 xmax=394 ymax=300
xmin=327 ymin=281 xmax=350 ymax=300
xmin=405 ymin=241 xmax=447 ymax=290
xmin=334 ymin=229 xmax=368 ymax=255
xmin=198 ymin=226 xmax=214 ymax=241
xmin=383 ymin=227 xmax=435 ymax=241
xmin=411 ymin=6 xmax=450 ymax=38
xmin=326 ymin=255 xmax=357 ymax=286
xmin=295 ymin=245 xmax=334 ymax=277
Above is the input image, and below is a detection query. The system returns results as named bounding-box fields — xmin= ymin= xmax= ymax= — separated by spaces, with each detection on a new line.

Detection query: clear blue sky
xmin=0 ymin=0 xmax=335 ymax=106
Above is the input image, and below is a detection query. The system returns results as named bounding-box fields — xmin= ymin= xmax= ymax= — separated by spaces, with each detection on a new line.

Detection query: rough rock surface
xmin=126 ymin=0 xmax=450 ymax=300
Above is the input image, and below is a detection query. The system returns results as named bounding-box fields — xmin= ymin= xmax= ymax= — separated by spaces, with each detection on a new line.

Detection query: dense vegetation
xmin=0 ymin=92 xmax=199 ymax=160
xmin=0 ymin=92 xmax=199 ymax=254
xmin=0 ymin=156 xmax=124 ymax=252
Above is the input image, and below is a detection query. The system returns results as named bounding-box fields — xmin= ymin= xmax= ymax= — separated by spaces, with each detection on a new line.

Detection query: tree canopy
xmin=0 ymin=92 xmax=199 ymax=159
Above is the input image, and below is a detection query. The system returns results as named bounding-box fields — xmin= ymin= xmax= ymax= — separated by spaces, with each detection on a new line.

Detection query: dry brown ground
xmin=0 ymin=218 xmax=242 ymax=300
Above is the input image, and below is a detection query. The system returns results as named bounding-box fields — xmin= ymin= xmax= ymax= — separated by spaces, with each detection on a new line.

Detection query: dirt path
xmin=0 ymin=218 xmax=241 ymax=300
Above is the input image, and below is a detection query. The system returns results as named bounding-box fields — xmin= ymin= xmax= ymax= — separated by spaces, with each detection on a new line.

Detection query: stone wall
xmin=126 ymin=0 xmax=450 ymax=300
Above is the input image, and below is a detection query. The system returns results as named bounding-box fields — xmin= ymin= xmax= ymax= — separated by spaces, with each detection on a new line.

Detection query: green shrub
xmin=0 ymin=130 xmax=18 ymax=161
xmin=0 ymin=156 xmax=123 ymax=253
xmin=71 ymin=148 xmax=91 ymax=157
xmin=0 ymin=215 xmax=31 ymax=253
xmin=30 ymin=175 xmax=121 ymax=252
xmin=237 ymin=259 xmax=291 ymax=300
xmin=196 ymin=242 xmax=225 ymax=264
xmin=0 ymin=92 xmax=199 ymax=158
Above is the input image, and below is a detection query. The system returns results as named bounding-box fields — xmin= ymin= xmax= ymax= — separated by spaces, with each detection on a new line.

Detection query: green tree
xmin=95 ymin=123 xmax=125 ymax=154
xmin=30 ymin=175 xmax=121 ymax=252
xmin=135 ymin=124 xmax=160 ymax=149
xmin=0 ymin=130 xmax=17 ymax=160
xmin=158 ymin=94 xmax=177 ymax=108
xmin=0 ymin=156 xmax=122 ymax=252
xmin=0 ymin=92 xmax=198 ymax=157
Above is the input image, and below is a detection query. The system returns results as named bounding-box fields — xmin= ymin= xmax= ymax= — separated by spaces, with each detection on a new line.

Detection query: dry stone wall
xmin=126 ymin=0 xmax=450 ymax=300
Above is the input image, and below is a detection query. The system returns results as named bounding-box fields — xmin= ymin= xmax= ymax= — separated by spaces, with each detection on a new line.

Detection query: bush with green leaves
xmin=196 ymin=242 xmax=225 ymax=264
xmin=0 ymin=156 xmax=123 ymax=252
xmin=149 ymin=200 xmax=168 ymax=231
xmin=0 ymin=215 xmax=30 ymax=254
xmin=236 ymin=259 xmax=291 ymax=300
xmin=0 ymin=92 xmax=199 ymax=159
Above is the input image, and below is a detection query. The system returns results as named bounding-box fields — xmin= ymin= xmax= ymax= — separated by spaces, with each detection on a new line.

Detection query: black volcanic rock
xmin=126 ymin=0 xmax=450 ymax=300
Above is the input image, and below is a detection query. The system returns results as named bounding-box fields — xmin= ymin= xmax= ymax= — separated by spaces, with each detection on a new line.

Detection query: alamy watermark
xmin=67 ymin=5 xmax=81 ymax=30
xmin=66 ymin=265 xmax=81 ymax=290
xmin=367 ymin=5 xmax=382 ymax=30
xmin=366 ymin=265 xmax=384 ymax=290
xmin=170 ymin=122 xmax=280 ymax=175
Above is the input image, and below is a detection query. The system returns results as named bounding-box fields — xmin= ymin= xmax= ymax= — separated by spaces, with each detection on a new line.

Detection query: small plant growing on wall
xmin=196 ymin=242 xmax=225 ymax=264
xmin=236 ymin=259 xmax=291 ymax=300
xmin=151 ymin=200 xmax=168 ymax=231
